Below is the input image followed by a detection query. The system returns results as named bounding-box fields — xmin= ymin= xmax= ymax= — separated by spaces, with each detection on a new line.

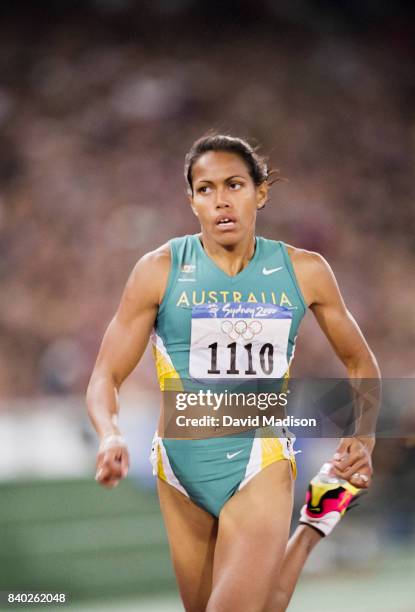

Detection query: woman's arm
xmin=291 ymin=248 xmax=381 ymax=487
xmin=86 ymin=243 xmax=170 ymax=488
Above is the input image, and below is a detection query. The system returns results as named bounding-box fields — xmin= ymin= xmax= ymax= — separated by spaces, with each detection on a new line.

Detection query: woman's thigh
xmin=207 ymin=460 xmax=294 ymax=612
xmin=157 ymin=477 xmax=218 ymax=612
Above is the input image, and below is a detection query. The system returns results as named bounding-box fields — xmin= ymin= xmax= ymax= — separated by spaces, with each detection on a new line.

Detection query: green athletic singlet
xmin=152 ymin=234 xmax=307 ymax=388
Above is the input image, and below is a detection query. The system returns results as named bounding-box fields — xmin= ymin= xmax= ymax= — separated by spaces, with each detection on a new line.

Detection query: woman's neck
xmin=199 ymin=231 xmax=256 ymax=276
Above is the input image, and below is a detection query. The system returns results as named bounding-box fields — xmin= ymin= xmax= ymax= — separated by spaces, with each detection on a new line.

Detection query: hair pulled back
xmin=184 ymin=133 xmax=279 ymax=195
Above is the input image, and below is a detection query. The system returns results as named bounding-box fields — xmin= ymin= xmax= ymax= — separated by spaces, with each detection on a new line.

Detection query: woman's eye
xmin=198 ymin=186 xmax=211 ymax=194
xmin=230 ymin=182 xmax=242 ymax=190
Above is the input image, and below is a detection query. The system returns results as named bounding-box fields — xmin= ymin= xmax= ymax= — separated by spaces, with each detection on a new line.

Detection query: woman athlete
xmin=87 ymin=134 xmax=379 ymax=612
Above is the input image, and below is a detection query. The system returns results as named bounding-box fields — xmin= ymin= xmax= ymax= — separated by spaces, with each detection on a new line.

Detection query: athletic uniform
xmin=150 ymin=234 xmax=307 ymax=516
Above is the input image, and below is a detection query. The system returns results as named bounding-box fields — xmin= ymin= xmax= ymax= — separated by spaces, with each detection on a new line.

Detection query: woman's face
xmin=189 ymin=151 xmax=267 ymax=246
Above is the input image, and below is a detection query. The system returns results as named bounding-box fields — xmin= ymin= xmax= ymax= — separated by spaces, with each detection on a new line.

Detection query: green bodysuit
xmin=150 ymin=234 xmax=307 ymax=516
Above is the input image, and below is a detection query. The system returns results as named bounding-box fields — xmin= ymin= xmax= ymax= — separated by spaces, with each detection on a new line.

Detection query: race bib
xmin=189 ymin=302 xmax=292 ymax=379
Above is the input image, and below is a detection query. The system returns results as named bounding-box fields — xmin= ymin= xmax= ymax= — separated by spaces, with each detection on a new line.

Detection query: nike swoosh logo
xmin=226 ymin=450 xmax=243 ymax=460
xmin=262 ymin=266 xmax=283 ymax=275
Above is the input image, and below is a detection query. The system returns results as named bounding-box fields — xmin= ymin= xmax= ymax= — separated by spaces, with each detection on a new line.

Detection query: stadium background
xmin=1 ymin=1 xmax=414 ymax=610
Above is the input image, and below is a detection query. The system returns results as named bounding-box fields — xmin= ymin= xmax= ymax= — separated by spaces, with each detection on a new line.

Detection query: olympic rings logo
xmin=220 ymin=319 xmax=263 ymax=341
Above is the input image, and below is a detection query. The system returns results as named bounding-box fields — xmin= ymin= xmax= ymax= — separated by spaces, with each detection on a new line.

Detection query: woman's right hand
xmin=95 ymin=435 xmax=130 ymax=489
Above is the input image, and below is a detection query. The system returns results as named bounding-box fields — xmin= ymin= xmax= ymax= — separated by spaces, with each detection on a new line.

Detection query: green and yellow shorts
xmin=150 ymin=427 xmax=296 ymax=517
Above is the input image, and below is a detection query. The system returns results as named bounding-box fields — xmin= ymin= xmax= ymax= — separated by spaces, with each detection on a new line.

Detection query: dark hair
xmin=184 ymin=133 xmax=280 ymax=195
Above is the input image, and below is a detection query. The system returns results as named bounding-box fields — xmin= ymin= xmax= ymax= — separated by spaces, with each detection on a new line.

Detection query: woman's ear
xmin=188 ymin=194 xmax=199 ymax=216
xmin=256 ymin=182 xmax=268 ymax=210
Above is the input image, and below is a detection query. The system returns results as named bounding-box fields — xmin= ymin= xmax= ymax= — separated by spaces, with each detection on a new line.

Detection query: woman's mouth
xmin=216 ymin=216 xmax=237 ymax=231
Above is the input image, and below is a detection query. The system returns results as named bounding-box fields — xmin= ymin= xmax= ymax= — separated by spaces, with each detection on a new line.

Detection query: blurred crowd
xmin=1 ymin=3 xmax=414 ymax=399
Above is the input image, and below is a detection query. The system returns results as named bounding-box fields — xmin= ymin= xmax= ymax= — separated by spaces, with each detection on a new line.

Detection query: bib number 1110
xmin=208 ymin=341 xmax=274 ymax=376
